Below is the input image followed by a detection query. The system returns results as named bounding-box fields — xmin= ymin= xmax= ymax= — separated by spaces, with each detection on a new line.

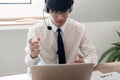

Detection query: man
xmin=25 ymin=0 xmax=97 ymax=68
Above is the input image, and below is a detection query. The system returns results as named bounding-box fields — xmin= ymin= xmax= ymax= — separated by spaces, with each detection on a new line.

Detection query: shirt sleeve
xmin=24 ymin=27 xmax=40 ymax=66
xmin=80 ymin=25 xmax=98 ymax=64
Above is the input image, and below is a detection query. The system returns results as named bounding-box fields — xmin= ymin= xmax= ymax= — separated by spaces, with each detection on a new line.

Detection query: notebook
xmin=30 ymin=63 xmax=94 ymax=80
xmin=91 ymin=71 xmax=120 ymax=80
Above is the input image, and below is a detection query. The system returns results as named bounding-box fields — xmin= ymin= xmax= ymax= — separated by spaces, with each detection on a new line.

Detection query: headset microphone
xmin=47 ymin=26 xmax=52 ymax=30
xmin=43 ymin=8 xmax=52 ymax=31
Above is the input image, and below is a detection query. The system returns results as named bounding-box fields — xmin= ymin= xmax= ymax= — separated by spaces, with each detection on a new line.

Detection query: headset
xmin=44 ymin=0 xmax=50 ymax=13
xmin=43 ymin=0 xmax=52 ymax=30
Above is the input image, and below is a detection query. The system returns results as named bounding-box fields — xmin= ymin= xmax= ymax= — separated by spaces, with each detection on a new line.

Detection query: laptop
xmin=30 ymin=63 xmax=94 ymax=80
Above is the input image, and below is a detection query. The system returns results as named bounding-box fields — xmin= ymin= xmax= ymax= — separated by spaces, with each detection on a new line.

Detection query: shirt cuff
xmin=26 ymin=55 xmax=40 ymax=66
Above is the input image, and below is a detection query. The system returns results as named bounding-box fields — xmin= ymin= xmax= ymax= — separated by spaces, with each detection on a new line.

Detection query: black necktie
xmin=57 ymin=28 xmax=66 ymax=64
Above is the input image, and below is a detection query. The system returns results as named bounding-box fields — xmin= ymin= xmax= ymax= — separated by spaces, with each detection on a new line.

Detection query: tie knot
xmin=57 ymin=28 xmax=61 ymax=33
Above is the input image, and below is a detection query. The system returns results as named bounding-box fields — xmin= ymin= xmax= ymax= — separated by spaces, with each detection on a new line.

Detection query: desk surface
xmin=0 ymin=62 xmax=120 ymax=80
xmin=0 ymin=74 xmax=28 ymax=80
xmin=94 ymin=62 xmax=120 ymax=73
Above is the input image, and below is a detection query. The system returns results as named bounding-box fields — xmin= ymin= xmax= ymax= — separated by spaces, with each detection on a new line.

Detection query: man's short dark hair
xmin=46 ymin=0 xmax=74 ymax=12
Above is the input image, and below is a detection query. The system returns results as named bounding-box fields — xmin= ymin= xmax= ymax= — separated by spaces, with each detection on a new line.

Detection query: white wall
xmin=0 ymin=29 xmax=28 ymax=76
xmin=70 ymin=0 xmax=120 ymax=22
xmin=0 ymin=0 xmax=44 ymax=18
xmin=85 ymin=21 xmax=120 ymax=57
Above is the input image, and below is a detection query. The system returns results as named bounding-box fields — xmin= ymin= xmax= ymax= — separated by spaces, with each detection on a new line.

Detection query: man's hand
xmin=29 ymin=38 xmax=40 ymax=58
xmin=68 ymin=54 xmax=85 ymax=63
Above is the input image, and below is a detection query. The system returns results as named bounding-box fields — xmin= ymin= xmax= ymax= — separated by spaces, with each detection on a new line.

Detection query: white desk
xmin=0 ymin=74 xmax=28 ymax=80
xmin=94 ymin=62 xmax=120 ymax=73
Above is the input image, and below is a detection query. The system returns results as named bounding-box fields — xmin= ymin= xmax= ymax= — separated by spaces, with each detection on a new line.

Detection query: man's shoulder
xmin=67 ymin=18 xmax=86 ymax=29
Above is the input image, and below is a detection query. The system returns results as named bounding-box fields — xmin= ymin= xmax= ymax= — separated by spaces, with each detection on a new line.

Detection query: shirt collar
xmin=49 ymin=18 xmax=68 ymax=32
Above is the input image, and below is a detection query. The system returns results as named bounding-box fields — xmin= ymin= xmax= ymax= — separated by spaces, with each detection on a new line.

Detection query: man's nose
xmin=57 ymin=14 xmax=64 ymax=19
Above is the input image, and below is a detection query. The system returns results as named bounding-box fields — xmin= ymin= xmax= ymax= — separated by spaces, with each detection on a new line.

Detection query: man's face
xmin=50 ymin=9 xmax=70 ymax=27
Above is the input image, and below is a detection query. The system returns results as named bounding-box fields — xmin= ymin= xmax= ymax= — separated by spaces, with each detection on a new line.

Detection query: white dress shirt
xmin=25 ymin=18 xmax=98 ymax=66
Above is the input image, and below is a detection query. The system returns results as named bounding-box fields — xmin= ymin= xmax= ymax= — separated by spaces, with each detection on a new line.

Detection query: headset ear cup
xmin=72 ymin=0 xmax=74 ymax=4
xmin=45 ymin=0 xmax=49 ymax=13
xmin=46 ymin=7 xmax=49 ymax=13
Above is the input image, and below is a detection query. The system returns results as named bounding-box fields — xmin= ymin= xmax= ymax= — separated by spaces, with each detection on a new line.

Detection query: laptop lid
xmin=31 ymin=63 xmax=94 ymax=80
